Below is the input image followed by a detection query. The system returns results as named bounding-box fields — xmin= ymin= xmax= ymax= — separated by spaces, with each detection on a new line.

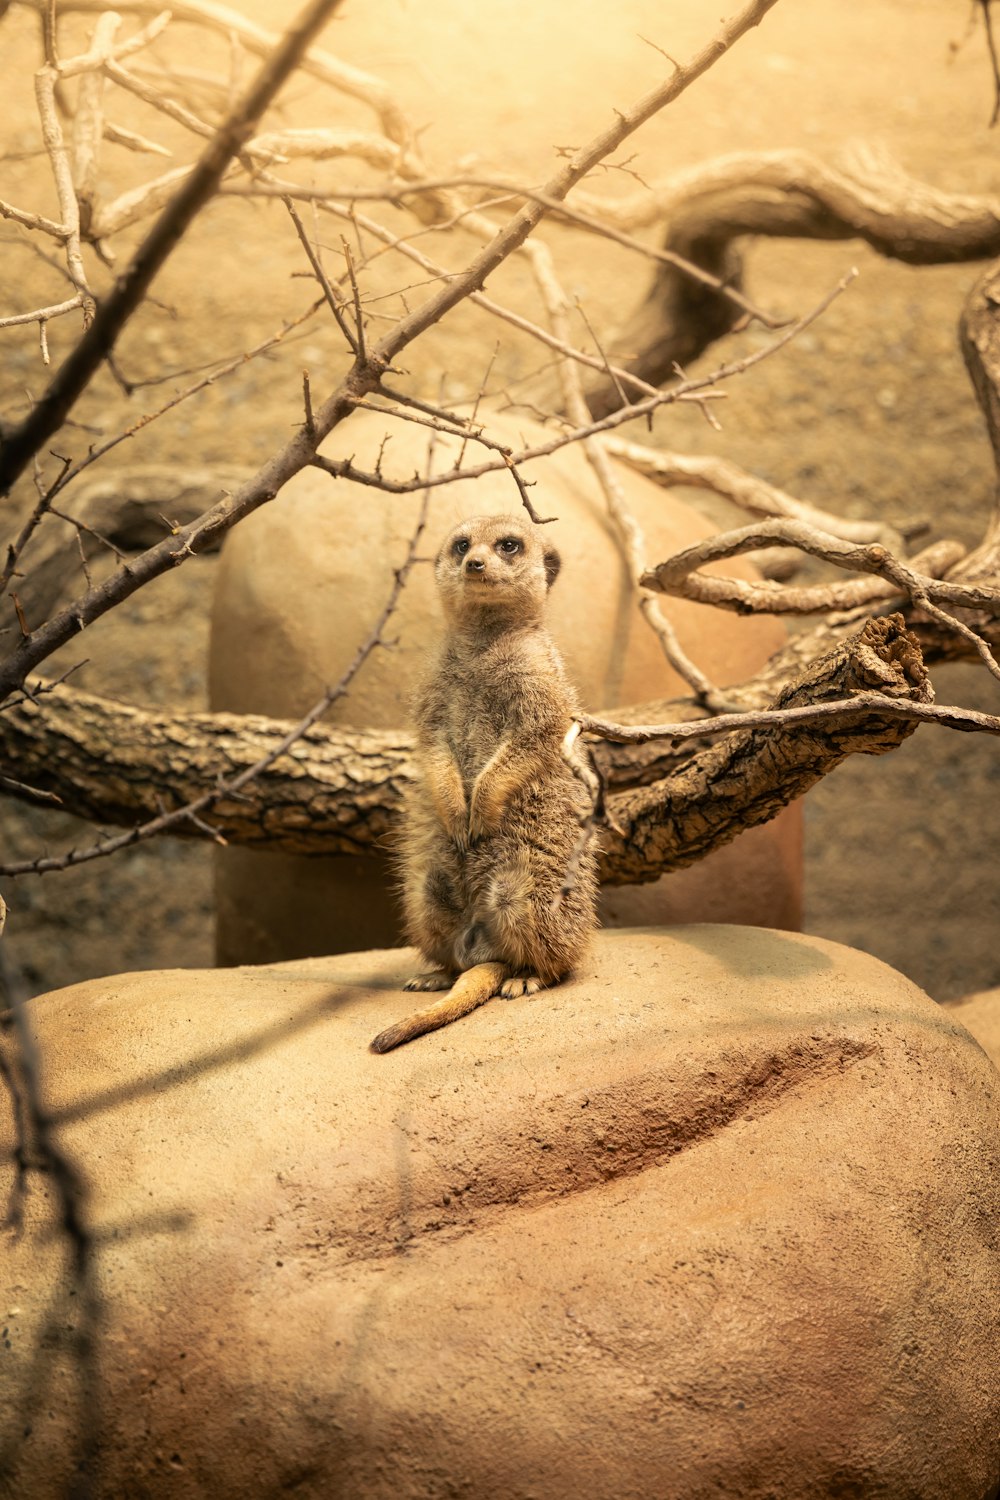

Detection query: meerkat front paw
xmin=404 ymin=970 xmax=455 ymax=993
xmin=427 ymin=752 xmax=469 ymax=845
xmin=499 ymin=973 xmax=544 ymax=999
xmin=466 ymin=803 xmax=497 ymax=845
xmin=449 ymin=817 xmax=472 ymax=853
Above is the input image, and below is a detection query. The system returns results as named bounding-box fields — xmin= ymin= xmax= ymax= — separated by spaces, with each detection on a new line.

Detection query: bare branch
xmin=597 ymin=614 xmax=937 ymax=885
xmin=601 ymin=436 xmax=910 ymax=550
xmin=283 ymin=196 xmax=358 ymax=353
xmin=579 ymin=695 xmax=1000 ymax=748
xmin=641 ymin=516 xmax=1000 ymax=683
xmin=577 ymin=145 xmax=1000 ymax=415
xmin=520 ymin=228 xmax=732 ymax=708
xmin=0 ymin=0 xmax=349 ymax=498
xmin=7 ymin=619 xmax=994 ymax=882
xmin=282 ymin=172 xmax=788 ymax=331
xmin=373 ymin=0 xmax=783 ymax=370
xmin=570 ymin=143 xmax=1000 ymax=247
xmin=34 ymin=58 xmax=95 ymax=323
xmin=0 ymin=198 xmax=66 ymax=237
xmin=0 ymin=0 xmax=789 ymax=702
xmin=0 ymin=295 xmax=85 ymax=331
xmin=15 ymin=0 xmax=416 ymax=149
xmin=68 ymin=11 xmax=122 ymax=239
xmin=56 ymin=8 xmax=171 ymax=78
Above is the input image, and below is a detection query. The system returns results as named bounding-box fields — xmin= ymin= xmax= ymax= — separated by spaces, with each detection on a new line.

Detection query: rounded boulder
xmin=2 ymin=927 xmax=999 ymax=1497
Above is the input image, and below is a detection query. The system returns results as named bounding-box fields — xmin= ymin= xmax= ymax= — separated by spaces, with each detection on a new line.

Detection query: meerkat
xmin=370 ymin=512 xmax=598 ymax=1053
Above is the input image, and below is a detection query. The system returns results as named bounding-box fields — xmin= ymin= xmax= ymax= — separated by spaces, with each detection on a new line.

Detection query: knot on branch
xmin=775 ymin=613 xmax=931 ymax=726
xmin=850 ymin=613 xmax=931 ymax=701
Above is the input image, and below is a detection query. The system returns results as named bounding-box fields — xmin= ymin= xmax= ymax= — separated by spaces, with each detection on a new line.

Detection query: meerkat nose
xmin=465 ymin=557 xmax=485 ymax=573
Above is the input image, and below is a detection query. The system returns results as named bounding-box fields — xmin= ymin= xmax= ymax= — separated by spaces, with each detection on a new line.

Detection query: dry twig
xmin=641 ymin=517 xmax=1000 ymax=684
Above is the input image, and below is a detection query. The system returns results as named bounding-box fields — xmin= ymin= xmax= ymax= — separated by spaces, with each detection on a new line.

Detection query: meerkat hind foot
xmin=404 ymin=970 xmax=454 ymax=993
xmin=500 ymin=973 xmax=544 ymax=999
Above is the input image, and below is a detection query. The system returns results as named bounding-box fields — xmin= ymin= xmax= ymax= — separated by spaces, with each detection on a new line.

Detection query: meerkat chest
xmin=447 ymin=672 xmax=521 ymax=770
xmin=437 ymin=643 xmax=538 ymax=771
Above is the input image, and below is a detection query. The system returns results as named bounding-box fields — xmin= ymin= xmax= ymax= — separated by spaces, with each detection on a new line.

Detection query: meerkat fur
xmin=370 ymin=513 xmax=598 ymax=1053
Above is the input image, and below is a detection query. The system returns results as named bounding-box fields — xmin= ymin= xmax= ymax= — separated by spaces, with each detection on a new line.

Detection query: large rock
xmin=209 ymin=407 xmax=802 ymax=964
xmin=948 ymin=987 xmax=1000 ymax=1072
xmin=2 ymin=927 xmax=998 ymax=1498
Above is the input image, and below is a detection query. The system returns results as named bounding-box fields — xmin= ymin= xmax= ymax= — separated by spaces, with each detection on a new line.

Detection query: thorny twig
xmin=261 ymin=173 xmax=788 ymax=331
xmin=290 ymin=273 xmax=855 ymax=511
xmin=282 ymin=196 xmax=358 ymax=353
xmin=0 ymin=0 xmax=793 ymax=705
xmin=0 ymin=0 xmax=349 ymax=496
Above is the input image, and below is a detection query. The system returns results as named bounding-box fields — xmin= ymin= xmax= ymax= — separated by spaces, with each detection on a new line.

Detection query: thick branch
xmin=2 ymin=618 xmax=988 ymax=884
xmin=0 ymin=689 xmax=416 ymax=858
xmin=597 ymin=615 xmax=934 ymax=884
xmin=585 ymin=146 xmax=1000 ymax=417
xmin=641 ymin=517 xmax=1000 ymax=683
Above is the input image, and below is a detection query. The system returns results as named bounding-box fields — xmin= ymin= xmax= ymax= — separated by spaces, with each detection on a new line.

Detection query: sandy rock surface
xmin=947 ymin=987 xmax=1000 ymax=1072
xmin=2 ymin=927 xmax=998 ymax=1499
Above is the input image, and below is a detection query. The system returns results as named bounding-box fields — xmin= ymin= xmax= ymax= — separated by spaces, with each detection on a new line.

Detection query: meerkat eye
xmin=453 ymin=537 xmax=470 ymax=557
xmin=497 ymin=537 xmax=522 ymax=556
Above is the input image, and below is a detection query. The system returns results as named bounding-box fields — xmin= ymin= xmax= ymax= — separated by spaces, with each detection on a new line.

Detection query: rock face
xmin=209 ymin=407 xmax=802 ymax=965
xmin=2 ymin=927 xmax=999 ymax=1499
xmin=948 ymin=988 xmax=1000 ymax=1073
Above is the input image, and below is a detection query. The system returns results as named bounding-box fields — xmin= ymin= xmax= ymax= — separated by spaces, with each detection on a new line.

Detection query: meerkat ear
xmin=543 ymin=546 xmax=561 ymax=589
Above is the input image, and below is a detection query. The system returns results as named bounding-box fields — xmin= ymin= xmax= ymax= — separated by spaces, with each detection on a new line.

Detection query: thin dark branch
xmin=340 ymin=236 xmax=368 ymax=363
xmin=283 ymin=195 xmax=359 ymax=352
xmin=0 ymin=0 xmax=348 ymax=497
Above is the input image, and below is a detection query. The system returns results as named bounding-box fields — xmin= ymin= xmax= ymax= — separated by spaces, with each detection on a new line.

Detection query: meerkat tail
xmin=371 ymin=962 xmax=508 ymax=1054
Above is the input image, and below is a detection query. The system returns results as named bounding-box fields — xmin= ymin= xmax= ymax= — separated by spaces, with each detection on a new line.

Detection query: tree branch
xmin=582 ymin=145 xmax=1000 ymax=416
xmin=596 ymin=615 xmax=938 ymax=884
xmin=4 ymin=618 xmax=996 ymax=882
xmin=0 ymin=453 xmax=436 ymax=876
xmin=0 ymin=0 xmax=347 ymax=497
xmin=641 ymin=517 xmax=1000 ymax=683
xmin=0 ymin=0 xmax=786 ymax=703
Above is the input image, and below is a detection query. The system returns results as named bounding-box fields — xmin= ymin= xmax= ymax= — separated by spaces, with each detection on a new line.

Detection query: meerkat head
xmin=435 ymin=514 xmax=560 ymax=625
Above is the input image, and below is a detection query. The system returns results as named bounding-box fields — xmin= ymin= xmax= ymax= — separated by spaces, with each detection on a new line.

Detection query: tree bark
xmin=598 ymin=614 xmax=930 ymax=884
xmin=0 ymin=690 xmax=415 ymax=856
xmin=0 ymin=616 xmax=932 ymax=880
